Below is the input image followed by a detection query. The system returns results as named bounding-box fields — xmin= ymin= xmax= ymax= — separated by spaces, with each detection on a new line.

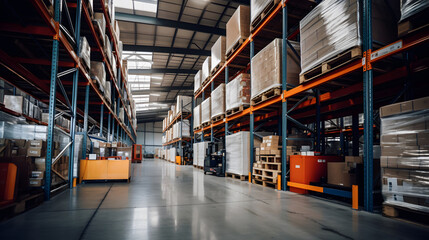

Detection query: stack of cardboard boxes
xmin=253 ymin=136 xmax=281 ymax=187
xmin=327 ymin=156 xmax=361 ymax=187
xmin=380 ymin=96 xmax=429 ymax=213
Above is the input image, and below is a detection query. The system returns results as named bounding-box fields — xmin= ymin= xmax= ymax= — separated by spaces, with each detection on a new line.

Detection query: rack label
xmin=371 ymin=41 xmax=403 ymax=61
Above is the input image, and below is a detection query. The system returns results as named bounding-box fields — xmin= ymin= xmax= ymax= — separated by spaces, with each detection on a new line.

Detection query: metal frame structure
xmin=0 ymin=0 xmax=139 ymax=200
xmin=192 ymin=0 xmax=429 ymax=212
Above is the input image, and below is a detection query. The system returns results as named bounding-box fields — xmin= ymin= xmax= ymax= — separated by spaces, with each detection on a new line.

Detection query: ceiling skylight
xmin=115 ymin=0 xmax=158 ymax=16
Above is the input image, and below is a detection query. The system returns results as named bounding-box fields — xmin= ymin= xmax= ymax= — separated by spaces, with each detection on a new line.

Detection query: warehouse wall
xmin=136 ymin=122 xmax=163 ymax=154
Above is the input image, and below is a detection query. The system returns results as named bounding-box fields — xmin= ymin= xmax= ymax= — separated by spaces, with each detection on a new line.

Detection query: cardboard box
xmin=29 ymin=178 xmax=43 ymax=187
xmin=31 ymin=171 xmax=44 ymax=179
xmin=88 ymin=154 xmax=98 ymax=160
xmin=327 ymin=162 xmax=356 ymax=187
xmin=27 ymin=147 xmax=42 ymax=157
xmin=35 ymin=158 xmax=45 ymax=171
xmin=29 ymin=140 xmax=44 ymax=148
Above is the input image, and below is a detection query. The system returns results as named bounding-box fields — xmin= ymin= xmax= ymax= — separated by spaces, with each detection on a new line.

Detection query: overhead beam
xmin=128 ymin=69 xmax=197 ymax=74
xmin=115 ymin=12 xmax=225 ymax=35
xmin=132 ymin=86 xmax=193 ymax=94
xmin=123 ymin=44 xmax=211 ymax=56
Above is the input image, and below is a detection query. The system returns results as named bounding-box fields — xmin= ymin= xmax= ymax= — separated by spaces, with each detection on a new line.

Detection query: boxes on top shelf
xmin=299 ymin=0 xmax=399 ymax=78
xmin=201 ymin=57 xmax=211 ymax=83
xmin=194 ymin=70 xmax=202 ymax=94
xmin=379 ymin=96 xmax=429 ymax=118
xmin=176 ymin=95 xmax=192 ymax=115
xmin=211 ymin=36 xmax=226 ymax=73
xmin=250 ymin=0 xmax=280 ymax=25
xmin=211 ymin=83 xmax=225 ymax=120
xmin=251 ymin=38 xmax=300 ymax=100
xmin=225 ymin=73 xmax=251 ymax=112
xmin=226 ymin=5 xmax=250 ymax=57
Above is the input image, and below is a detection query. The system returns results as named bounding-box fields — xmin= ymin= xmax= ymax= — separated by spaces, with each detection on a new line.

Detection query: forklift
xmin=203 ymin=141 xmax=225 ymax=177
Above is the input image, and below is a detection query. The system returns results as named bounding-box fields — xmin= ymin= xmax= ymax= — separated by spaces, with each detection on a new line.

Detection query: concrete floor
xmin=0 ymin=159 xmax=428 ymax=240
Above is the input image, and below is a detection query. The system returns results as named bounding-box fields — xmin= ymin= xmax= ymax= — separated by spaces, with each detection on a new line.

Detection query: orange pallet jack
xmin=132 ymin=144 xmax=142 ymax=163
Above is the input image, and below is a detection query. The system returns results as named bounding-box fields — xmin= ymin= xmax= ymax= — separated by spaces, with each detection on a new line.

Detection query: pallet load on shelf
xmin=250 ymin=0 xmax=280 ymax=30
xmin=193 ymin=104 xmax=201 ymax=130
xmin=398 ymin=0 xmax=429 ymax=37
xmin=251 ymin=38 xmax=300 ymax=105
xmin=211 ymin=83 xmax=225 ymax=122
xmin=211 ymin=36 xmax=226 ymax=74
xmin=79 ymin=37 xmax=91 ymax=70
xmin=226 ymin=5 xmax=250 ymax=58
xmin=169 ymin=148 xmax=176 ymax=163
xmin=201 ymin=57 xmax=211 ymax=86
xmin=119 ymin=107 xmax=124 ymax=123
xmin=90 ymin=62 xmax=106 ymax=93
xmin=93 ymin=12 xmax=106 ymax=44
xmin=104 ymin=34 xmax=112 ymax=65
xmin=327 ymin=156 xmax=361 ymax=187
xmin=172 ymin=120 xmax=190 ymax=139
xmin=299 ymin=0 xmax=399 ymax=83
xmin=253 ymin=135 xmax=282 ymax=188
xmin=226 ymin=131 xmax=251 ymax=180
xmin=380 ymin=96 xmax=429 ymax=216
xmin=194 ymin=70 xmax=202 ymax=94
xmin=201 ymin=97 xmax=211 ymax=127
xmin=197 ymin=142 xmax=209 ymax=168
xmin=226 ymin=73 xmax=251 ymax=116
xmin=176 ymin=95 xmax=192 ymax=116
xmin=171 ymin=105 xmax=176 ymax=122
xmin=163 ymin=118 xmax=167 ymax=131
xmin=117 ymin=41 xmax=123 ymax=60
xmin=111 ymin=54 xmax=117 ymax=79
xmin=193 ymin=143 xmax=198 ymax=166
xmin=104 ymin=81 xmax=111 ymax=104
xmin=4 ymin=95 xmax=28 ymax=115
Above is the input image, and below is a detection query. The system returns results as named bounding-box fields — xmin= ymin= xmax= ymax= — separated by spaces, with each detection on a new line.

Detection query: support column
xmin=315 ymin=90 xmax=321 ymax=152
xmin=99 ymin=104 xmax=104 ymax=137
xmin=281 ymin=4 xmax=288 ymax=191
xmin=81 ymin=84 xmax=90 ymax=159
xmin=107 ymin=113 xmax=111 ymax=142
xmin=352 ymin=114 xmax=359 ymax=156
xmin=249 ymin=40 xmax=255 ymax=182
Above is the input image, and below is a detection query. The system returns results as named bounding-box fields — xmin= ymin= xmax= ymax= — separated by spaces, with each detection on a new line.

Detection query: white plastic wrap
xmin=171 ymin=104 xmax=176 ymax=118
xmin=251 ymin=0 xmax=279 ymax=24
xmin=170 ymin=148 xmax=176 ymax=163
xmin=400 ymin=0 xmax=429 ymax=22
xmin=193 ymin=143 xmax=198 ymax=165
xmin=79 ymin=37 xmax=91 ymax=69
xmin=198 ymin=142 xmax=209 ymax=167
xmin=226 ymin=131 xmax=250 ymax=175
xmin=251 ymin=39 xmax=300 ymax=99
xmin=226 ymin=73 xmax=251 ymax=111
xmin=380 ymin=97 xmax=429 ymax=213
xmin=104 ymin=81 xmax=111 ymax=104
xmin=226 ymin=5 xmax=250 ymax=55
xmin=94 ymin=12 xmax=106 ymax=37
xmin=176 ymin=95 xmax=192 ymax=114
xmin=211 ymin=36 xmax=226 ymax=72
xmin=90 ymin=61 xmax=106 ymax=91
xmin=300 ymin=0 xmax=398 ymax=74
xmin=173 ymin=120 xmax=190 ymax=139
xmin=194 ymin=70 xmax=202 ymax=93
xmin=104 ymin=34 xmax=112 ymax=64
xmin=193 ymin=104 xmax=201 ymax=129
xmin=201 ymin=97 xmax=211 ymax=125
xmin=211 ymin=83 xmax=225 ymax=119
xmin=202 ymin=57 xmax=211 ymax=83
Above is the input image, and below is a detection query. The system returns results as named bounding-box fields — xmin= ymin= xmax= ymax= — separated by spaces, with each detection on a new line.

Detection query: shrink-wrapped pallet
xmin=194 ymin=70 xmax=202 ymax=94
xmin=193 ymin=104 xmax=201 ymax=129
xmin=380 ymin=96 xmax=429 ymax=213
xmin=173 ymin=120 xmax=190 ymax=139
xmin=400 ymin=0 xmax=429 ymax=21
xmin=104 ymin=35 xmax=112 ymax=64
xmin=170 ymin=148 xmax=176 ymax=163
xmin=211 ymin=84 xmax=225 ymax=119
xmin=226 ymin=5 xmax=250 ymax=56
xmin=226 ymin=131 xmax=250 ymax=175
xmin=176 ymin=95 xmax=192 ymax=114
xmin=193 ymin=143 xmax=198 ymax=165
xmin=226 ymin=73 xmax=251 ymax=111
xmin=202 ymin=57 xmax=211 ymax=83
xmin=93 ymin=12 xmax=106 ymax=38
xmin=251 ymin=0 xmax=280 ymax=24
xmin=211 ymin=36 xmax=226 ymax=73
xmin=171 ymin=105 xmax=176 ymax=118
xmin=198 ymin=142 xmax=209 ymax=167
xmin=201 ymin=97 xmax=211 ymax=125
xmin=300 ymin=0 xmax=399 ymax=75
xmin=90 ymin=62 xmax=106 ymax=92
xmin=79 ymin=37 xmax=91 ymax=69
xmin=251 ymin=39 xmax=300 ymax=99
xmin=104 ymin=81 xmax=111 ymax=104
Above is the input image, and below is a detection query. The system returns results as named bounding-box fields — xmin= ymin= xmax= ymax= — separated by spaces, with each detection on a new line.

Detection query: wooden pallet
xmin=299 ymin=47 xmax=362 ymax=83
xmin=250 ymin=0 xmax=281 ymax=32
xmin=226 ymin=172 xmax=248 ymax=181
xmin=201 ymin=76 xmax=212 ymax=88
xmin=202 ymin=121 xmax=211 ymax=128
xmin=211 ymin=114 xmax=225 ymax=123
xmin=193 ymin=125 xmax=202 ymax=131
xmin=253 ymin=167 xmax=280 ymax=183
xmin=383 ymin=204 xmax=429 ymax=225
xmin=0 ymin=192 xmax=44 ymax=221
xmin=260 ymin=155 xmax=282 ymax=163
xmin=226 ymin=105 xmax=248 ymax=117
xmin=261 ymin=162 xmax=281 ymax=171
xmin=226 ymin=38 xmax=246 ymax=59
xmin=251 ymin=87 xmax=281 ymax=106
xmin=252 ymin=178 xmax=277 ymax=189
xmin=398 ymin=8 xmax=429 ymax=38
xmin=211 ymin=62 xmax=224 ymax=75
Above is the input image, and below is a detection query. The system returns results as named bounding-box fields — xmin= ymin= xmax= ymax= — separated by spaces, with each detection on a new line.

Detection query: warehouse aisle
xmin=1 ymin=159 xmax=428 ymax=240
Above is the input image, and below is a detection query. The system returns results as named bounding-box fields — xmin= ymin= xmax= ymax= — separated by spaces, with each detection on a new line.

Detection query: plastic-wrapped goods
xmin=300 ymin=0 xmax=399 ymax=75
xmin=173 ymin=120 xmax=190 ymax=139
xmin=400 ymin=0 xmax=429 ymax=22
xmin=211 ymin=36 xmax=226 ymax=73
xmin=168 ymin=110 xmax=173 ymax=124
xmin=211 ymin=84 xmax=225 ymax=119
xmin=79 ymin=37 xmax=91 ymax=69
xmin=380 ymin=96 xmax=429 ymax=213
xmin=226 ymin=73 xmax=251 ymax=111
xmin=104 ymin=80 xmax=111 ymax=104
xmin=171 ymin=104 xmax=176 ymax=118
xmin=193 ymin=143 xmax=198 ymax=165
xmin=201 ymin=97 xmax=211 ymax=125
xmin=93 ymin=12 xmax=106 ymax=38
xmin=176 ymin=95 xmax=192 ymax=114
xmin=194 ymin=70 xmax=202 ymax=94
xmin=4 ymin=95 xmax=27 ymax=115
xmin=251 ymin=0 xmax=280 ymax=24
xmin=170 ymin=148 xmax=176 ymax=163
xmin=226 ymin=131 xmax=250 ymax=175
xmin=119 ymin=107 xmax=124 ymax=123
xmin=251 ymin=39 xmax=300 ymax=100
xmin=226 ymin=5 xmax=250 ymax=55
xmin=114 ymin=20 xmax=120 ymax=43
xmin=90 ymin=62 xmax=106 ymax=92
xmin=112 ymin=54 xmax=117 ymax=79
xmin=198 ymin=142 xmax=209 ymax=167
xmin=104 ymin=34 xmax=112 ymax=64
xmin=193 ymin=104 xmax=201 ymax=129
xmin=118 ymin=41 xmax=123 ymax=60
xmin=202 ymin=57 xmax=211 ymax=83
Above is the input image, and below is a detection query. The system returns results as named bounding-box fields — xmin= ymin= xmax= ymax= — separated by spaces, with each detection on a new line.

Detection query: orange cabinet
xmin=79 ymin=159 xmax=131 ymax=183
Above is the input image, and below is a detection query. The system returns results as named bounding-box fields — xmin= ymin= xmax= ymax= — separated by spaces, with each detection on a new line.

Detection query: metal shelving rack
xmin=0 ymin=0 xmax=138 ymax=200
xmin=193 ymin=0 xmax=429 ymax=212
